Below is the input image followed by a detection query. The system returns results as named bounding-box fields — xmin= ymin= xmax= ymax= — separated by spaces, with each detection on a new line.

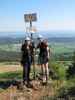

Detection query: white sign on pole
xmin=24 ymin=13 xmax=37 ymax=22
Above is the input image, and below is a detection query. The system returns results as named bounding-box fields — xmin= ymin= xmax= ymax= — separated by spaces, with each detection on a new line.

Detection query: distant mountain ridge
xmin=0 ymin=31 xmax=75 ymax=38
xmin=0 ymin=37 xmax=75 ymax=44
xmin=0 ymin=31 xmax=75 ymax=44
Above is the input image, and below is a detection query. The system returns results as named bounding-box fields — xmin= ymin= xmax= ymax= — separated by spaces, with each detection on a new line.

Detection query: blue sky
xmin=0 ymin=0 xmax=75 ymax=32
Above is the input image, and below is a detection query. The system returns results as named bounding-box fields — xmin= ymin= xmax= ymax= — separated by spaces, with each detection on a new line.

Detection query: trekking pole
xmin=31 ymin=33 xmax=36 ymax=80
xmin=33 ymin=53 xmax=36 ymax=80
xmin=32 ymin=40 xmax=36 ymax=80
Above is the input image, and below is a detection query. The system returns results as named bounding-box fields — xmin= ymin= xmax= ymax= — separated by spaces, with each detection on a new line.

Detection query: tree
xmin=66 ymin=51 xmax=75 ymax=78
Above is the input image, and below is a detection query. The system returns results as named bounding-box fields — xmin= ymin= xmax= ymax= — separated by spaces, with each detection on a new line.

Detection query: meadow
xmin=0 ymin=41 xmax=75 ymax=62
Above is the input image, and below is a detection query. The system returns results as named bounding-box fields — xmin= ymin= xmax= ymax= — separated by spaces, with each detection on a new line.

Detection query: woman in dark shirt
xmin=37 ymin=37 xmax=50 ymax=85
xmin=21 ymin=37 xmax=33 ymax=87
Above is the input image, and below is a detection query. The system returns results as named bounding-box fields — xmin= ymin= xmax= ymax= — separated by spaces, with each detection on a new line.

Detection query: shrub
xmin=66 ymin=51 xmax=75 ymax=79
xmin=49 ymin=61 xmax=67 ymax=80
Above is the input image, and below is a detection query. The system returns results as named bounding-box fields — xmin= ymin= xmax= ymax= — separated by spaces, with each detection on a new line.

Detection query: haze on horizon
xmin=0 ymin=0 xmax=75 ymax=33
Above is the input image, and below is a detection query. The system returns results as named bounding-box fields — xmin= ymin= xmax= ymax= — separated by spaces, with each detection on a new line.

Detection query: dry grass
xmin=0 ymin=64 xmax=22 ymax=73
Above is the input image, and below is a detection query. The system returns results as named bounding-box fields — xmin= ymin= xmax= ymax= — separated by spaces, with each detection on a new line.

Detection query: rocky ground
xmin=0 ymin=80 xmax=56 ymax=100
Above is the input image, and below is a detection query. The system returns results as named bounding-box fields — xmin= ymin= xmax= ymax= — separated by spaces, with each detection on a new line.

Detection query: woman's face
xmin=43 ymin=39 xmax=47 ymax=43
xmin=27 ymin=40 xmax=31 ymax=45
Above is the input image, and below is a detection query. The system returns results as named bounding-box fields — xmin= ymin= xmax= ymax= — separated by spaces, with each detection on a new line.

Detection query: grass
xmin=0 ymin=61 xmax=70 ymax=80
xmin=0 ymin=61 xmax=20 ymax=65
xmin=0 ymin=71 xmax=22 ymax=79
xmin=49 ymin=61 xmax=68 ymax=80
xmin=0 ymin=65 xmax=39 ymax=80
xmin=0 ymin=62 xmax=74 ymax=100
xmin=0 ymin=44 xmax=21 ymax=52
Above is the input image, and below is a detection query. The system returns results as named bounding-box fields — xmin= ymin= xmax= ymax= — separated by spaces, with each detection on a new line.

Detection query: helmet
xmin=38 ymin=34 xmax=43 ymax=39
xmin=25 ymin=37 xmax=31 ymax=41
